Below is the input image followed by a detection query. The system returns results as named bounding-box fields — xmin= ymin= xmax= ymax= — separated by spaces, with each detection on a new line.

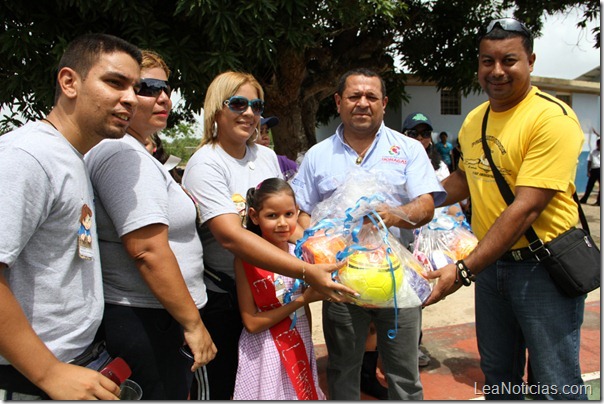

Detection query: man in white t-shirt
xmin=0 ymin=34 xmax=141 ymax=400
xmin=579 ymin=138 xmax=600 ymax=206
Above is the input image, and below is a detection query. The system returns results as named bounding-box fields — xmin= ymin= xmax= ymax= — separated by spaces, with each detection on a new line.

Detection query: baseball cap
xmin=403 ymin=112 xmax=433 ymax=131
xmin=260 ymin=116 xmax=280 ymax=128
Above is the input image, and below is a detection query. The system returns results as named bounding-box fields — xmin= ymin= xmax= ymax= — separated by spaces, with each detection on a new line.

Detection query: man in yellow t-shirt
xmin=424 ymin=18 xmax=587 ymax=399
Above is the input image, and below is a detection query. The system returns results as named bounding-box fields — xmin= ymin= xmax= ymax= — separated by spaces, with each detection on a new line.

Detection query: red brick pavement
xmin=315 ymin=299 xmax=600 ymax=400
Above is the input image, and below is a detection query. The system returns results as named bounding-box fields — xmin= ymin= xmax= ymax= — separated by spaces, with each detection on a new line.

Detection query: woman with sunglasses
xmin=182 ymin=71 xmax=355 ymax=400
xmin=85 ymin=50 xmax=216 ymax=400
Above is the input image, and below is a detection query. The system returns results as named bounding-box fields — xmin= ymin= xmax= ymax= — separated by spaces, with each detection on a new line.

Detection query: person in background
xmin=451 ymin=138 xmax=471 ymax=219
xmin=0 ymin=33 xmax=141 ymax=400
xmin=579 ymin=138 xmax=600 ymax=206
xmin=452 ymin=138 xmax=462 ymax=171
xmin=402 ymin=111 xmax=450 ymax=370
xmin=435 ymin=131 xmax=454 ymax=172
xmin=85 ymin=50 xmax=216 ymax=400
xmin=182 ymin=71 xmax=354 ymax=400
xmin=256 ymin=116 xmax=275 ymax=147
xmin=291 ymin=68 xmax=446 ymax=400
xmin=403 ymin=112 xmax=449 ymax=182
xmin=257 ymin=116 xmax=299 ymax=181
xmin=425 ymin=18 xmax=587 ymax=399
xmin=233 ymin=178 xmax=325 ymax=400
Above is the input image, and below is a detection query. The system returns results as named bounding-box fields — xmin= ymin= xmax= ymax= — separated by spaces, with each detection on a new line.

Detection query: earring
xmin=212 ymin=122 xmax=218 ymax=138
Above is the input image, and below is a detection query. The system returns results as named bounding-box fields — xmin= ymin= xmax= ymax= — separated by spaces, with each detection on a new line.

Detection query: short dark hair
xmin=54 ymin=33 xmax=142 ymax=102
xmin=336 ymin=68 xmax=387 ymax=98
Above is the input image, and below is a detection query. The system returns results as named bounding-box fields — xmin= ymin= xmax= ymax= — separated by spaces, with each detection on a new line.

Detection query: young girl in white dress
xmin=233 ymin=178 xmax=326 ymax=400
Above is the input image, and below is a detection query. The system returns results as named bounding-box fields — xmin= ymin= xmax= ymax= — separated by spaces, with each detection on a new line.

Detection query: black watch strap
xmin=456 ymin=260 xmax=474 ymax=286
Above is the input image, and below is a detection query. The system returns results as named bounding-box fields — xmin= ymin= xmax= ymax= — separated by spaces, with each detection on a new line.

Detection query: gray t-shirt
xmin=0 ymin=122 xmax=103 ymax=364
xmin=182 ymin=143 xmax=282 ymax=293
xmin=85 ymin=135 xmax=206 ymax=308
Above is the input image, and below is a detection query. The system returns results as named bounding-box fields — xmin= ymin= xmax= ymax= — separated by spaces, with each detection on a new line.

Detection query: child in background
xmin=233 ymin=178 xmax=326 ymax=400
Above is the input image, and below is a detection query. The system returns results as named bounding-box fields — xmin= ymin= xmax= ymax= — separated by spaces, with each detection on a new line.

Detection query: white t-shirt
xmin=86 ymin=134 xmax=206 ymax=308
xmin=0 ymin=122 xmax=103 ymax=364
xmin=588 ymin=148 xmax=600 ymax=169
xmin=182 ymin=142 xmax=282 ymax=292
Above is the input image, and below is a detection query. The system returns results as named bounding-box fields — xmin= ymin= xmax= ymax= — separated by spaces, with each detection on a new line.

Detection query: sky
xmin=532 ymin=7 xmax=600 ymax=79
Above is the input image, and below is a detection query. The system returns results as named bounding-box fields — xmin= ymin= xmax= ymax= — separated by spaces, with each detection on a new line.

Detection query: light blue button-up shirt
xmin=291 ymin=122 xmax=446 ymax=240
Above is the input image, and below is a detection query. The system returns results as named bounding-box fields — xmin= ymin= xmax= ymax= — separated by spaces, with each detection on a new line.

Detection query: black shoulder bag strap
xmin=480 ymin=106 xmax=590 ymax=260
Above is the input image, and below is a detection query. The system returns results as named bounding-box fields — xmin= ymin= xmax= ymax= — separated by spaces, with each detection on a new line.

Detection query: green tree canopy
xmin=1 ymin=0 xmax=599 ymax=158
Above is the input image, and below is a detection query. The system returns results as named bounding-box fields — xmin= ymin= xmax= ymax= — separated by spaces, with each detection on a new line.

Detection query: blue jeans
xmin=475 ymin=260 xmax=586 ymax=400
xmin=322 ymin=301 xmax=423 ymax=400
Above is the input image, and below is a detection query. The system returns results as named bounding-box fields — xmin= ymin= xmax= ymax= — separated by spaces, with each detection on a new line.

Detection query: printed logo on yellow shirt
xmin=464 ymin=136 xmax=512 ymax=179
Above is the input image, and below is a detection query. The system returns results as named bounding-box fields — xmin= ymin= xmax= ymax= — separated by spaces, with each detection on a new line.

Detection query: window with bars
xmin=556 ymin=93 xmax=572 ymax=107
xmin=440 ymin=89 xmax=461 ymax=115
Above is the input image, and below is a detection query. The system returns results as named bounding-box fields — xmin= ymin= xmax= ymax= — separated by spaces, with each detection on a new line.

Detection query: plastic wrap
xmin=308 ymin=169 xmax=427 ymax=228
xmin=295 ymin=170 xmax=432 ymax=309
xmin=412 ymin=204 xmax=478 ymax=271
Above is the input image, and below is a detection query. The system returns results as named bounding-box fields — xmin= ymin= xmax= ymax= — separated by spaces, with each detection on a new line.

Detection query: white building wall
xmin=571 ymin=92 xmax=601 ymax=152
xmin=316 ymin=84 xmax=599 ymax=150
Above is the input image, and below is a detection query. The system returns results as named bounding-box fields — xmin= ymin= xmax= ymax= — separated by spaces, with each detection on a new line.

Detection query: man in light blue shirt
xmin=292 ymin=68 xmax=445 ymax=400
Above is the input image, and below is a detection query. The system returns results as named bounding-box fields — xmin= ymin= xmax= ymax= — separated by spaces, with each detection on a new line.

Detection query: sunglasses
xmin=485 ymin=18 xmax=532 ymax=38
xmin=137 ymin=78 xmax=172 ymax=98
xmin=406 ymin=129 xmax=432 ymax=139
xmin=223 ymin=96 xmax=264 ymax=115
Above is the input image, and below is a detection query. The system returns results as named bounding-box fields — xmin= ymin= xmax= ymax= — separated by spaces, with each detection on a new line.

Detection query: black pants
xmin=190 ymin=290 xmax=242 ymax=400
xmin=580 ymin=167 xmax=600 ymax=202
xmin=101 ymin=304 xmax=193 ymax=400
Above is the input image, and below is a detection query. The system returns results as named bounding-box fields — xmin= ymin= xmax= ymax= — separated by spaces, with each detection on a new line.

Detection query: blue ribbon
xmin=282 ymin=277 xmax=303 ymax=329
xmin=296 ymin=194 xmax=402 ymax=338
xmin=294 ymin=218 xmax=343 ymax=260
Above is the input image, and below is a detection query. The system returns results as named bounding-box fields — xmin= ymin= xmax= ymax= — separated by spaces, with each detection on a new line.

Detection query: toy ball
xmin=338 ymin=249 xmax=403 ymax=305
xmin=301 ymin=234 xmax=347 ymax=264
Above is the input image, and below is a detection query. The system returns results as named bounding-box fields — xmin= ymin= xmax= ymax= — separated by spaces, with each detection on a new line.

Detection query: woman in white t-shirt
xmin=86 ymin=50 xmax=216 ymax=400
xmin=182 ymin=71 xmax=355 ymax=400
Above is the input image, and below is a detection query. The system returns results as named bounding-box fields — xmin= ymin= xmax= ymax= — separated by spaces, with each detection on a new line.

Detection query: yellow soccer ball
xmin=338 ymin=249 xmax=403 ymax=306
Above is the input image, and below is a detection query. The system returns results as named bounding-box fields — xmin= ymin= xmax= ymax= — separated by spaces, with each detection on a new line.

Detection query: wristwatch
xmin=455 ymin=260 xmax=474 ymax=286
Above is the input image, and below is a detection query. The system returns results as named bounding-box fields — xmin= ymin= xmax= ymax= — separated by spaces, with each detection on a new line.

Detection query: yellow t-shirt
xmin=458 ymin=86 xmax=584 ymax=249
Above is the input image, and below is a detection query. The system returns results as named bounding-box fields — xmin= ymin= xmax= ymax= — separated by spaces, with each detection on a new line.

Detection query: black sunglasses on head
xmin=137 ymin=78 xmax=172 ymax=98
xmin=484 ymin=18 xmax=532 ymax=39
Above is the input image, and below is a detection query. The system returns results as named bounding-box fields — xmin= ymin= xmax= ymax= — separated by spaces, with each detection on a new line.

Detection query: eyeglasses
xmin=406 ymin=129 xmax=432 ymax=139
xmin=223 ymin=96 xmax=264 ymax=115
xmin=485 ymin=18 xmax=532 ymax=38
xmin=137 ymin=78 xmax=172 ymax=98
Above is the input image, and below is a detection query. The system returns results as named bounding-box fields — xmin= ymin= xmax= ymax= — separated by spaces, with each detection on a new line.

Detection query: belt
xmin=500 ymin=247 xmax=537 ymax=262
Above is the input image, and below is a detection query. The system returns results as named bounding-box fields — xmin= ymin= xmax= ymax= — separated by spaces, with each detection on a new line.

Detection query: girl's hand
xmin=302 ymin=285 xmax=324 ymax=304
